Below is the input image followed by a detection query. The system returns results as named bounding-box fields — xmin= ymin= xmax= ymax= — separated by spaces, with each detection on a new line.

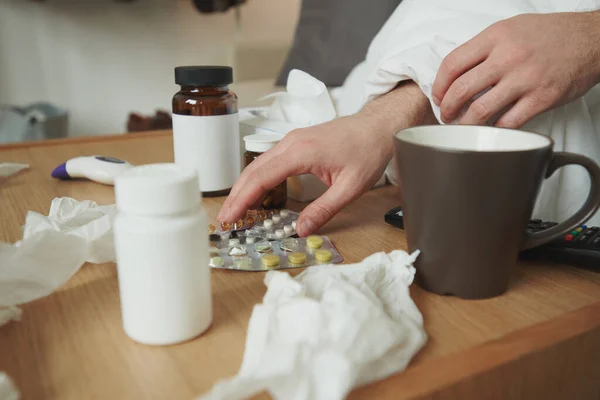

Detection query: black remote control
xmin=384 ymin=206 xmax=600 ymax=272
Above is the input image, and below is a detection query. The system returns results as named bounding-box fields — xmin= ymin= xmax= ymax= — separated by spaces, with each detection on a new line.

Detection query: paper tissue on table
xmin=0 ymin=163 xmax=29 ymax=177
xmin=239 ymin=69 xmax=387 ymax=202
xmin=198 ymin=250 xmax=427 ymax=400
xmin=0 ymin=372 xmax=20 ymax=400
xmin=0 ymin=197 xmax=116 ymax=328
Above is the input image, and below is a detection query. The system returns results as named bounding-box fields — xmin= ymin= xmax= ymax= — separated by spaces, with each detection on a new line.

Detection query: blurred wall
xmin=0 ymin=0 xmax=300 ymax=136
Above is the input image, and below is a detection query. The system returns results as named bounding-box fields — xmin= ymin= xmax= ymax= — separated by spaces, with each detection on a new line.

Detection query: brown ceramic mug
xmin=394 ymin=125 xmax=600 ymax=299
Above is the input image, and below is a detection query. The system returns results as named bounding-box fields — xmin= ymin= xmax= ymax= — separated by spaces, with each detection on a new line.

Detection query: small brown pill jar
xmin=243 ymin=134 xmax=287 ymax=210
xmin=172 ymin=66 xmax=240 ymax=197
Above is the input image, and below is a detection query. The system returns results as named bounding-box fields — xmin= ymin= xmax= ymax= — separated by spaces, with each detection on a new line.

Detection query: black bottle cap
xmin=174 ymin=66 xmax=233 ymax=87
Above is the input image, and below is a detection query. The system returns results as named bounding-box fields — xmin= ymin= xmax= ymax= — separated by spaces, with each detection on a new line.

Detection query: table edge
xmin=351 ymin=299 xmax=600 ymax=399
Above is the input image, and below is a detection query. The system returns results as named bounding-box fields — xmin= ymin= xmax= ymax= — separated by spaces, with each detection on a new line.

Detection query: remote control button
xmin=593 ymin=237 xmax=600 ymax=247
xmin=577 ymin=234 xmax=591 ymax=243
xmin=575 ymin=227 xmax=584 ymax=233
xmin=591 ymin=226 xmax=600 ymax=232
xmin=538 ymin=222 xmax=557 ymax=230
xmin=570 ymin=230 xmax=580 ymax=236
xmin=565 ymin=234 xmax=575 ymax=241
xmin=583 ymin=228 xmax=597 ymax=237
xmin=530 ymin=219 xmax=542 ymax=224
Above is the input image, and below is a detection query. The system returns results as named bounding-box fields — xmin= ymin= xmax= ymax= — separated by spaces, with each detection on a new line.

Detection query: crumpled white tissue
xmin=0 ymin=163 xmax=28 ymax=178
xmin=0 ymin=372 xmax=20 ymax=400
xmin=0 ymin=197 xmax=116 ymax=326
xmin=262 ymin=69 xmax=337 ymax=128
xmin=198 ymin=250 xmax=427 ymax=400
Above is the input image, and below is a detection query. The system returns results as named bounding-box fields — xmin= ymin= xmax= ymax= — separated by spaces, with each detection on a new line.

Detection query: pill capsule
xmin=284 ymin=225 xmax=294 ymax=235
xmin=288 ymin=252 xmax=307 ymax=265
xmin=258 ymin=210 xmax=267 ymax=221
xmin=246 ymin=236 xmax=256 ymax=244
xmin=272 ymin=215 xmax=281 ymax=224
xmin=220 ymin=221 xmax=230 ymax=232
xmin=234 ymin=257 xmax=251 ymax=269
xmin=234 ymin=219 xmax=245 ymax=230
xmin=275 ymin=229 xmax=286 ymax=239
xmin=261 ymin=254 xmax=280 ymax=268
xmin=280 ymin=209 xmax=289 ymax=218
xmin=208 ymin=224 xmax=216 ymax=234
xmin=245 ymin=216 xmax=255 ymax=228
xmin=264 ymin=219 xmax=274 ymax=229
xmin=306 ymin=235 xmax=323 ymax=249
xmin=315 ymin=249 xmax=332 ymax=262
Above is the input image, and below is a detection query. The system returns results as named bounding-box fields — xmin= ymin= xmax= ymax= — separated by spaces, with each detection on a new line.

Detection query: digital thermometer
xmin=51 ymin=156 xmax=134 ymax=185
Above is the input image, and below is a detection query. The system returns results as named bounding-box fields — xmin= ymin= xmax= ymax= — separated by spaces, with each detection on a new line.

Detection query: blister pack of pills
xmin=209 ymin=209 xmax=300 ymax=240
xmin=209 ymin=234 xmax=343 ymax=271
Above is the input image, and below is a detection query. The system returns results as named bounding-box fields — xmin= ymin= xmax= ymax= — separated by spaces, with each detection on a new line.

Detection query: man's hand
xmin=432 ymin=11 xmax=600 ymax=128
xmin=218 ymin=82 xmax=433 ymax=236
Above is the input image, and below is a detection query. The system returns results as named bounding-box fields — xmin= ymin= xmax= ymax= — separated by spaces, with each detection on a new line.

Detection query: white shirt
xmin=336 ymin=0 xmax=600 ymax=226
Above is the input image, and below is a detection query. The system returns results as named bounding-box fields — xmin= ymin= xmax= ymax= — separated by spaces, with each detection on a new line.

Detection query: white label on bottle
xmin=172 ymin=113 xmax=241 ymax=192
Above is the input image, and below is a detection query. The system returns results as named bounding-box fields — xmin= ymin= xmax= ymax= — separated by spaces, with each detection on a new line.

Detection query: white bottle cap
xmin=243 ymin=134 xmax=283 ymax=153
xmin=115 ymin=163 xmax=200 ymax=216
xmin=264 ymin=219 xmax=274 ymax=229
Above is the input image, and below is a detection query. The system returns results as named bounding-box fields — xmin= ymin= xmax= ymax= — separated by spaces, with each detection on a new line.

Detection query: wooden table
xmin=1 ymin=131 xmax=599 ymax=400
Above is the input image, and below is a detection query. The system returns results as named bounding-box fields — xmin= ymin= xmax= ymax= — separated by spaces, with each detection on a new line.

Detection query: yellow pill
xmin=315 ymin=249 xmax=332 ymax=262
xmin=208 ymin=224 xmax=216 ymax=234
xmin=306 ymin=235 xmax=323 ymax=249
xmin=288 ymin=252 xmax=307 ymax=265
xmin=261 ymin=254 xmax=280 ymax=268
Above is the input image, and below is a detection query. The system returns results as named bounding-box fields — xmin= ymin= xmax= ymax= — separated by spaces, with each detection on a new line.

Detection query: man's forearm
xmin=361 ymin=81 xmax=436 ymax=140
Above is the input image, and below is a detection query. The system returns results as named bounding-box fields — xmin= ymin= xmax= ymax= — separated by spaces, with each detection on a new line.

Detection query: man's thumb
xmin=295 ymin=183 xmax=353 ymax=237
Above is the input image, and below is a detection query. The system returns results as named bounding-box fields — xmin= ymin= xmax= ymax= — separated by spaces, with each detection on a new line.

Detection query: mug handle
xmin=522 ymin=152 xmax=600 ymax=250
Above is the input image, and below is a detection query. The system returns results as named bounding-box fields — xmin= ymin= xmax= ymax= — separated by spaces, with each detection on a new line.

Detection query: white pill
xmin=291 ymin=220 xmax=297 ymax=229
xmin=284 ymin=225 xmax=294 ymax=235
xmin=275 ymin=229 xmax=286 ymax=239
xmin=272 ymin=215 xmax=281 ymax=224
xmin=280 ymin=209 xmax=289 ymax=218
xmin=220 ymin=233 xmax=230 ymax=241
xmin=228 ymin=238 xmax=240 ymax=247
xmin=246 ymin=236 xmax=255 ymax=244
xmin=264 ymin=219 xmax=274 ymax=229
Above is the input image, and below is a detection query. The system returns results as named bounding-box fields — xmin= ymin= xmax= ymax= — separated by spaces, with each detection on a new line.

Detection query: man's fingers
xmin=295 ymin=179 xmax=359 ymax=237
xmin=440 ymin=61 xmax=500 ymax=123
xmin=432 ymin=38 xmax=491 ymax=106
xmin=219 ymin=141 xmax=290 ymax=221
xmin=228 ymin=140 xmax=288 ymax=200
xmin=221 ymin=152 xmax=306 ymax=223
xmin=494 ymin=94 xmax=546 ymax=129
xmin=459 ymin=80 xmax=525 ymax=125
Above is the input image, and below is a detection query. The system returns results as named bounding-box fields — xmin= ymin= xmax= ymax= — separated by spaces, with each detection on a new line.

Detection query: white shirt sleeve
xmin=364 ymin=0 xmax=596 ymax=120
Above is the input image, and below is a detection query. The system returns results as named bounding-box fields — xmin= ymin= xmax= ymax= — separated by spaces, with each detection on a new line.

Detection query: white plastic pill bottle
xmin=113 ymin=163 xmax=211 ymax=345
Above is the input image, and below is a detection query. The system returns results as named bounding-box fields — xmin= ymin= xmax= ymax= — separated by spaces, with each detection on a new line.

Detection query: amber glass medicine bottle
xmin=172 ymin=66 xmax=240 ymax=197
xmin=243 ymin=134 xmax=287 ymax=209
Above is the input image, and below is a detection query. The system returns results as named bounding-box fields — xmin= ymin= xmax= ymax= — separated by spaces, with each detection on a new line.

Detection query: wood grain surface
xmin=1 ymin=132 xmax=599 ymax=400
